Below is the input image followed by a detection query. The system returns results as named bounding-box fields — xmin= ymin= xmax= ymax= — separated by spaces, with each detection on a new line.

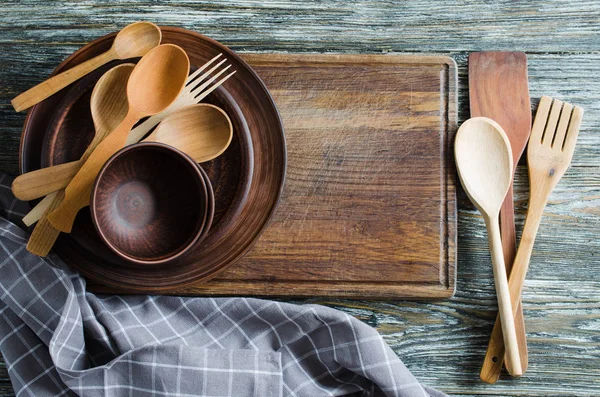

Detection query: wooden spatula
xmin=469 ymin=51 xmax=532 ymax=382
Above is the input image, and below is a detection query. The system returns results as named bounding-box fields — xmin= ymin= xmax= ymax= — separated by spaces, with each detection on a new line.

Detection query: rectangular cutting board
xmin=184 ymin=53 xmax=457 ymax=299
xmin=96 ymin=53 xmax=458 ymax=299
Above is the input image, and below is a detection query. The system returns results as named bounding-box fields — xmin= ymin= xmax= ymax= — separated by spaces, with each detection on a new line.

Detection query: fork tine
xmin=552 ymin=103 xmax=573 ymax=149
xmin=562 ymin=106 xmax=584 ymax=153
xmin=542 ymin=99 xmax=563 ymax=147
xmin=185 ymin=53 xmax=223 ymax=85
xmin=194 ymin=70 xmax=236 ymax=101
xmin=190 ymin=65 xmax=232 ymax=97
xmin=187 ymin=60 xmax=228 ymax=93
xmin=530 ymin=96 xmax=553 ymax=144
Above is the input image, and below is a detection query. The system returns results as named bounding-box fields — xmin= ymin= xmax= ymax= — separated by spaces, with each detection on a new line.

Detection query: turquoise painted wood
xmin=1 ymin=1 xmax=599 ymax=395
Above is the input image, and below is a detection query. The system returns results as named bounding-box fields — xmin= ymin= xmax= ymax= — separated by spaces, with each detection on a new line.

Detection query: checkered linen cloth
xmin=0 ymin=174 xmax=446 ymax=397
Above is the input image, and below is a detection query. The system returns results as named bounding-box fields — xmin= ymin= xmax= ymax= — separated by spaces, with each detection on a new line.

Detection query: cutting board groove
xmin=94 ymin=53 xmax=458 ymax=299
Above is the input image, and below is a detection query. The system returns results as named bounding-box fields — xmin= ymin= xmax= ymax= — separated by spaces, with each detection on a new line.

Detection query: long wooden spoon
xmin=469 ymin=51 xmax=532 ymax=381
xmin=11 ymin=22 xmax=161 ymax=112
xmin=454 ymin=117 xmax=522 ymax=377
xmin=47 ymin=44 xmax=189 ymax=233
xmin=26 ymin=63 xmax=134 ymax=256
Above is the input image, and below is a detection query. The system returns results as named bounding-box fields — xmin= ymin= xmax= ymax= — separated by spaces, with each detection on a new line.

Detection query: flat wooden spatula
xmin=469 ymin=51 xmax=532 ymax=382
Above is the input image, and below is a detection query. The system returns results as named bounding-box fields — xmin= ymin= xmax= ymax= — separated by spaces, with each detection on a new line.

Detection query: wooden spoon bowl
xmin=91 ymin=142 xmax=213 ymax=265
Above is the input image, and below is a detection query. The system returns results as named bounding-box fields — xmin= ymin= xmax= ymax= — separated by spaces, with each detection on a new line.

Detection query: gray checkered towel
xmin=0 ymin=173 xmax=446 ymax=397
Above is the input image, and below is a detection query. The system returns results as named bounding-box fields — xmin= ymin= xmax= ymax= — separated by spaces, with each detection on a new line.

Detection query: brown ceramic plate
xmin=19 ymin=27 xmax=286 ymax=292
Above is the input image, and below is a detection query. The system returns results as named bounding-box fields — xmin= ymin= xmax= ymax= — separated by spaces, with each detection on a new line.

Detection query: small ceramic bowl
xmin=91 ymin=142 xmax=213 ymax=265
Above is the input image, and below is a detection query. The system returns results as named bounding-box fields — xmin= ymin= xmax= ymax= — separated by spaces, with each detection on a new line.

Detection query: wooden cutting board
xmin=97 ymin=53 xmax=458 ymax=299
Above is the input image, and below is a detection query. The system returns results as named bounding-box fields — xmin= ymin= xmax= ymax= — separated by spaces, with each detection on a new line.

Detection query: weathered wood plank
xmin=0 ymin=0 xmax=599 ymax=52
xmin=1 ymin=1 xmax=599 ymax=396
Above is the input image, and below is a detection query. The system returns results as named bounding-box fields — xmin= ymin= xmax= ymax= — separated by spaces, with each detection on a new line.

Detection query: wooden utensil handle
xmin=508 ymin=191 xmax=548 ymax=312
xmin=480 ymin=300 xmax=525 ymax=383
xmin=480 ymin=185 xmax=529 ymax=382
xmin=18 ymin=115 xmax=145 ymax=224
xmin=24 ymin=128 xmax=109 ymax=254
xmin=500 ymin=185 xmax=529 ymax=374
xmin=22 ymin=193 xmax=56 ymax=227
xmin=485 ymin=214 xmax=522 ymax=376
xmin=481 ymin=191 xmax=547 ymax=381
xmin=126 ymin=108 xmax=170 ymax=145
xmin=26 ymin=190 xmax=65 ymax=256
xmin=12 ymin=160 xmax=82 ymax=201
xmin=11 ymin=49 xmax=117 ymax=112
xmin=48 ymin=111 xmax=138 ymax=233
xmin=500 ymin=183 xmax=518 ymax=269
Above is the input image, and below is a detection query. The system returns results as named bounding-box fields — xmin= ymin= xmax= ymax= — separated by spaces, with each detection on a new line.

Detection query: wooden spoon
xmin=143 ymin=104 xmax=233 ymax=162
xmin=25 ymin=63 xmax=134 ymax=256
xmin=47 ymin=43 xmax=189 ymax=233
xmin=454 ymin=117 xmax=522 ymax=377
xmin=11 ymin=21 xmax=161 ymax=112
xmin=13 ymin=103 xmax=232 ymax=202
xmin=469 ymin=51 xmax=532 ymax=381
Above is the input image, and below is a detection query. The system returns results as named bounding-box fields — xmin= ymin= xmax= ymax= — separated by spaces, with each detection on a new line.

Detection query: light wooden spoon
xmin=47 ymin=43 xmax=189 ymax=233
xmin=14 ymin=64 xmax=134 ymax=203
xmin=11 ymin=21 xmax=161 ymax=112
xmin=454 ymin=117 xmax=522 ymax=377
xmin=142 ymin=104 xmax=233 ymax=161
xmin=26 ymin=63 xmax=134 ymax=256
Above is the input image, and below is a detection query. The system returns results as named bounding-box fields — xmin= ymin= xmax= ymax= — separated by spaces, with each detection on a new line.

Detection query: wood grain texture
xmin=1 ymin=1 xmax=599 ymax=396
xmin=469 ymin=52 xmax=531 ymax=381
xmin=92 ymin=142 xmax=211 ymax=265
xmin=155 ymin=53 xmax=457 ymax=298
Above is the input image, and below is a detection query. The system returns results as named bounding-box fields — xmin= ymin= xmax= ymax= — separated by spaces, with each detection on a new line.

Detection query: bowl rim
xmin=90 ymin=141 xmax=210 ymax=265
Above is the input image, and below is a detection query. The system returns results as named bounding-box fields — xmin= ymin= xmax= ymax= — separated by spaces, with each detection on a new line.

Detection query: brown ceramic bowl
xmin=91 ymin=142 xmax=212 ymax=265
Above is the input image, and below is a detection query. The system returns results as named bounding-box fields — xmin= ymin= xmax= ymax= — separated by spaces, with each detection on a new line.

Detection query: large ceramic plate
xmin=19 ymin=27 xmax=286 ymax=292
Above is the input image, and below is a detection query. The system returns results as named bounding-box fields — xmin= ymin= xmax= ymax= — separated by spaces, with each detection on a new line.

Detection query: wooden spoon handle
xmin=11 ymin=49 xmax=117 ymax=112
xmin=485 ymin=215 xmax=522 ymax=376
xmin=480 ymin=300 xmax=526 ymax=383
xmin=24 ymin=121 xmax=123 ymax=255
xmin=480 ymin=185 xmax=529 ymax=383
xmin=26 ymin=190 xmax=65 ymax=256
xmin=48 ymin=111 xmax=138 ymax=232
xmin=22 ymin=193 xmax=56 ymax=227
xmin=501 ymin=186 xmax=529 ymax=374
xmin=12 ymin=160 xmax=83 ymax=201
xmin=500 ymin=184 xmax=518 ymax=275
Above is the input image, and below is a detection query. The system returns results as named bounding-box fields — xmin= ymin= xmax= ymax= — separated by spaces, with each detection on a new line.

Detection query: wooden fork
xmin=25 ymin=55 xmax=235 ymax=256
xmin=481 ymin=96 xmax=583 ymax=377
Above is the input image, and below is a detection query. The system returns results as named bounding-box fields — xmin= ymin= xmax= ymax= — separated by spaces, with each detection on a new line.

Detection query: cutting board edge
xmin=89 ymin=280 xmax=456 ymax=299
xmin=240 ymin=52 xmax=458 ymax=71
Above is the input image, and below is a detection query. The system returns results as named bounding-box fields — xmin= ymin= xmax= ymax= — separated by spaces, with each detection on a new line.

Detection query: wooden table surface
xmin=0 ymin=1 xmax=598 ymax=396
